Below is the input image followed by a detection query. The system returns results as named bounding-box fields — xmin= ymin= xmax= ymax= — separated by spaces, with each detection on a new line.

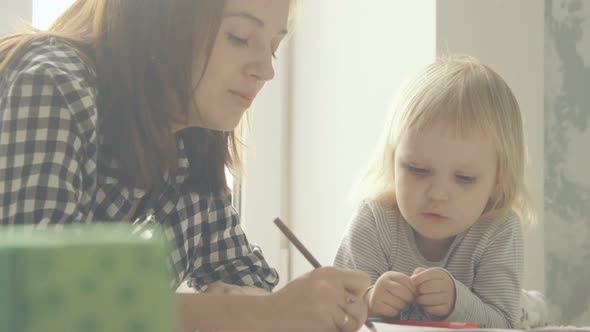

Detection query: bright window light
xmin=33 ymin=0 xmax=74 ymax=30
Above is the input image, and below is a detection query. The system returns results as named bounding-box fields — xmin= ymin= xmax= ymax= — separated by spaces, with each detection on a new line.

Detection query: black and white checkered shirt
xmin=0 ymin=38 xmax=279 ymax=291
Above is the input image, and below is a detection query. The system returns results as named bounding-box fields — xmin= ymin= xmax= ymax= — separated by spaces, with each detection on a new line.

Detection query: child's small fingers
xmin=387 ymin=281 xmax=415 ymax=302
xmin=388 ymin=275 xmax=416 ymax=297
xmin=413 ymin=267 xmax=426 ymax=275
xmin=411 ymin=269 xmax=446 ymax=286
xmin=374 ymin=299 xmax=402 ymax=317
xmin=381 ymin=294 xmax=407 ymax=311
xmin=415 ymin=293 xmax=446 ymax=306
xmin=410 ymin=270 xmax=432 ymax=286
xmin=417 ymin=279 xmax=445 ymax=294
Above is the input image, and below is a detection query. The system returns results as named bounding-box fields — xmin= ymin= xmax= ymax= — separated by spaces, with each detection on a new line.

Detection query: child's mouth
xmin=422 ymin=213 xmax=447 ymax=223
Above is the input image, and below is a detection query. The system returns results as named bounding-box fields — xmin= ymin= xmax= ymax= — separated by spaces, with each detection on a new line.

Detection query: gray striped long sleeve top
xmin=334 ymin=200 xmax=523 ymax=328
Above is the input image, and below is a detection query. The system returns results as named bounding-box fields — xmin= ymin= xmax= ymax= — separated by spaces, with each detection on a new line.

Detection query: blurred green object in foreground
xmin=0 ymin=223 xmax=176 ymax=332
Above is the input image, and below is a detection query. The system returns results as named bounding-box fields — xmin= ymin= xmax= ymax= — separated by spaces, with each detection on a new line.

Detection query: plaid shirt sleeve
xmin=1 ymin=41 xmax=279 ymax=291
xmin=172 ymin=193 xmax=279 ymax=292
xmin=0 ymin=43 xmax=98 ymax=224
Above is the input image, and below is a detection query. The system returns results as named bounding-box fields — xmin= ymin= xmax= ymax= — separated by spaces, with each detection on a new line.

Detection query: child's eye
xmin=456 ymin=174 xmax=476 ymax=184
xmin=408 ymin=165 xmax=430 ymax=176
xmin=227 ymin=33 xmax=249 ymax=47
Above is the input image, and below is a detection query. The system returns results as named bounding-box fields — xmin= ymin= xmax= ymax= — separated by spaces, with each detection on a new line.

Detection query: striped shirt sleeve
xmin=446 ymin=217 xmax=524 ymax=328
xmin=334 ymin=202 xmax=391 ymax=283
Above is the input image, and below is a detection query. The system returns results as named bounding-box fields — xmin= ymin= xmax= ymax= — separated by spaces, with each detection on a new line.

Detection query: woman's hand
xmin=177 ymin=267 xmax=370 ymax=332
xmin=204 ymin=281 xmax=246 ymax=295
xmin=265 ymin=266 xmax=371 ymax=332
xmin=204 ymin=281 xmax=269 ymax=296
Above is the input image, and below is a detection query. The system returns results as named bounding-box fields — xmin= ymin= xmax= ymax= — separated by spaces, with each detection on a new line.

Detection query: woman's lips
xmin=229 ymin=90 xmax=254 ymax=108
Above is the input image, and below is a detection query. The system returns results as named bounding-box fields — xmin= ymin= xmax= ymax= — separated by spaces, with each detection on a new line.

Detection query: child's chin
xmin=414 ymin=227 xmax=456 ymax=241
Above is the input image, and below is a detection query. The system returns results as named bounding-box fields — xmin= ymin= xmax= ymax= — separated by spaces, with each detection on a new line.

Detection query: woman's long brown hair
xmin=0 ymin=0 xmax=241 ymax=196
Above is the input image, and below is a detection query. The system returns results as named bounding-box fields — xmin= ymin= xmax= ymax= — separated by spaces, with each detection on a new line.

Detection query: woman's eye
xmin=456 ymin=175 xmax=476 ymax=184
xmin=408 ymin=166 xmax=430 ymax=176
xmin=227 ymin=33 xmax=249 ymax=47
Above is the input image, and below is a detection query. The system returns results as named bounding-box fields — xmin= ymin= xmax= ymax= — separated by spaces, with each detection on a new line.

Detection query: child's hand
xmin=367 ymin=271 xmax=416 ymax=318
xmin=411 ymin=267 xmax=456 ymax=318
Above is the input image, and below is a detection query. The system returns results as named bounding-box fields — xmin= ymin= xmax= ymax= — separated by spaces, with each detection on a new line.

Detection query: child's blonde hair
xmin=358 ymin=55 xmax=532 ymax=224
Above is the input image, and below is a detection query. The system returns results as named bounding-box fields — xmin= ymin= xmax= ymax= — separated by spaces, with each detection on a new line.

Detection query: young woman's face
xmin=394 ymin=121 xmax=498 ymax=244
xmin=187 ymin=0 xmax=291 ymax=131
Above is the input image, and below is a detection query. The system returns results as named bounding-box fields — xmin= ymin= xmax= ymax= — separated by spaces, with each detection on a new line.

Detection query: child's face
xmin=394 ymin=121 xmax=498 ymax=241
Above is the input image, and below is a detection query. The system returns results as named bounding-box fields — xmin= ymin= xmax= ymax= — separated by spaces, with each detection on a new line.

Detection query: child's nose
xmin=426 ymin=178 xmax=450 ymax=201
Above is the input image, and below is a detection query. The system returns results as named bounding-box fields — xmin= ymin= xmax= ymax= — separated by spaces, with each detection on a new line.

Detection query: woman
xmin=0 ymin=0 xmax=370 ymax=331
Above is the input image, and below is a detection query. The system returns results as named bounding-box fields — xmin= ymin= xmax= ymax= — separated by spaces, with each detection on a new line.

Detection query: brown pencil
xmin=274 ymin=217 xmax=378 ymax=332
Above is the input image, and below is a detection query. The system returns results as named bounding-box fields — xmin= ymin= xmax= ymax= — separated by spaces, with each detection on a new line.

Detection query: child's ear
xmin=489 ymin=176 xmax=501 ymax=201
xmin=485 ymin=184 xmax=500 ymax=212
xmin=491 ymin=185 xmax=499 ymax=200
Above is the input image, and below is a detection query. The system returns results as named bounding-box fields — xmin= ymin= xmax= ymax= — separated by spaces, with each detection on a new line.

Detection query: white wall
xmin=290 ymin=0 xmax=437 ymax=278
xmin=436 ymin=0 xmax=545 ymax=292
xmin=0 ymin=0 xmax=31 ymax=37
xmin=242 ymin=40 xmax=292 ymax=289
